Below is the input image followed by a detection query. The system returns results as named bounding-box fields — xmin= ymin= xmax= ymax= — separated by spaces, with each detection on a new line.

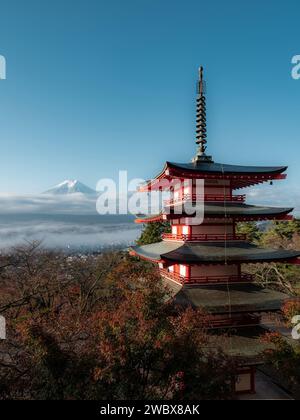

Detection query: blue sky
xmin=0 ymin=0 xmax=299 ymax=194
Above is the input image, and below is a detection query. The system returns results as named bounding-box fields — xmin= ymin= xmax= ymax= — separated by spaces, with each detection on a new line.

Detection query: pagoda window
xmin=168 ymin=265 xmax=174 ymax=273
xmin=183 ymin=186 xmax=190 ymax=195
xmin=172 ymin=226 xmax=178 ymax=235
xmin=179 ymin=264 xmax=187 ymax=277
xmin=174 ymin=191 xmax=180 ymax=201
xmin=182 ymin=225 xmax=190 ymax=235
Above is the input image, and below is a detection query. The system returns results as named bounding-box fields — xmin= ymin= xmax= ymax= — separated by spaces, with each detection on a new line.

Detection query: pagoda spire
xmin=192 ymin=66 xmax=213 ymax=163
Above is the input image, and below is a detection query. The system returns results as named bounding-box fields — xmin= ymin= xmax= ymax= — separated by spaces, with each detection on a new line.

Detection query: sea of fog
xmin=1 ymin=181 xmax=299 ymax=254
xmin=0 ymin=214 xmax=141 ymax=253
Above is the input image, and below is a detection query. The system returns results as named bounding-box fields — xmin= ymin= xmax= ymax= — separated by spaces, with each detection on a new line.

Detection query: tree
xmin=245 ymin=262 xmax=300 ymax=295
xmin=258 ymin=220 xmax=300 ymax=250
xmin=136 ymin=221 xmax=171 ymax=245
xmin=236 ymin=222 xmax=262 ymax=243
xmin=242 ymin=220 xmax=300 ymax=296
xmin=90 ymin=262 xmax=237 ymax=400
xmin=282 ymin=300 xmax=300 ymax=326
xmin=262 ymin=331 xmax=300 ymax=398
xmin=0 ymin=244 xmax=236 ymax=400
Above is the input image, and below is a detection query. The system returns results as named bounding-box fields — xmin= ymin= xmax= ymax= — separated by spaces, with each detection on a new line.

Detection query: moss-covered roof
xmin=207 ymin=326 xmax=271 ymax=363
xmin=161 ymin=279 xmax=279 ymax=363
xmin=164 ymin=281 xmax=289 ymax=313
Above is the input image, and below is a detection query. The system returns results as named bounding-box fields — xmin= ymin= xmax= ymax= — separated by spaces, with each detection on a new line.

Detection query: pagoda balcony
xmin=164 ymin=193 xmax=246 ymax=206
xmin=160 ymin=269 xmax=253 ymax=285
xmin=162 ymin=233 xmax=247 ymax=242
xmin=206 ymin=314 xmax=260 ymax=329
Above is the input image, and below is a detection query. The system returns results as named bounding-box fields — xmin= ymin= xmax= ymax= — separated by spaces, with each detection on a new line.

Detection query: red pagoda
xmin=130 ymin=67 xmax=300 ymax=394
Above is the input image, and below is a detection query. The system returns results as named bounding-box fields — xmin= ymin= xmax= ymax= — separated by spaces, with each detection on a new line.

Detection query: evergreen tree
xmin=236 ymin=221 xmax=262 ymax=243
xmin=136 ymin=221 xmax=171 ymax=245
xmin=272 ymin=220 xmax=300 ymax=241
xmin=260 ymin=219 xmax=300 ymax=249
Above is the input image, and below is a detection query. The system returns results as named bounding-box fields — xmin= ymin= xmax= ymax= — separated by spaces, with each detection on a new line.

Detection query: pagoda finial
xmin=192 ymin=66 xmax=213 ymax=164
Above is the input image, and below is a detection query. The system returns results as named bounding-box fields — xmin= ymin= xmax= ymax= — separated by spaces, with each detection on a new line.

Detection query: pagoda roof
xmin=135 ymin=203 xmax=293 ymax=223
xmin=140 ymin=161 xmax=287 ymax=191
xmin=162 ymin=277 xmax=280 ymax=362
xmin=163 ymin=279 xmax=289 ymax=314
xmin=167 ymin=161 xmax=287 ymax=176
xmin=171 ymin=202 xmax=293 ymax=217
xmin=207 ymin=326 xmax=272 ymax=363
xmin=131 ymin=240 xmax=300 ymax=264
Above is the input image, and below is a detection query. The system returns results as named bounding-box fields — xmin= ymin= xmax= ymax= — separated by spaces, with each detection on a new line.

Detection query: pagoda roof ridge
xmin=166 ymin=160 xmax=288 ymax=175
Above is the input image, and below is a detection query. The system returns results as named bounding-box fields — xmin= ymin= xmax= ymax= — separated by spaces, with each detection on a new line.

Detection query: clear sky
xmin=0 ymin=0 xmax=299 ymax=193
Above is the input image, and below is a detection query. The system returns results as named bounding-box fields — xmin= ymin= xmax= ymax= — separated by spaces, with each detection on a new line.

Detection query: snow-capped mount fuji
xmin=44 ymin=180 xmax=96 ymax=195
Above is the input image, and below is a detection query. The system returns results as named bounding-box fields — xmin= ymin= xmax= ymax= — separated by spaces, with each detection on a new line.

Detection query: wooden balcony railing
xmin=162 ymin=233 xmax=247 ymax=242
xmin=164 ymin=193 xmax=246 ymax=206
xmin=160 ymin=269 xmax=253 ymax=285
xmin=207 ymin=315 xmax=260 ymax=329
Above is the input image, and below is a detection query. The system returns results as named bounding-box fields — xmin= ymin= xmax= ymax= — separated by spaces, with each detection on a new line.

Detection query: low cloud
xmin=0 ymin=193 xmax=98 ymax=215
xmin=244 ymin=184 xmax=300 ymax=215
xmin=0 ymin=194 xmax=140 ymax=251
xmin=0 ymin=186 xmax=299 ymax=252
xmin=0 ymin=215 xmax=140 ymax=251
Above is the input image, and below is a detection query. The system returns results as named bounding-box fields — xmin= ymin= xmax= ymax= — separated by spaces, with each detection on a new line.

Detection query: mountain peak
xmin=44 ymin=180 xmax=96 ymax=195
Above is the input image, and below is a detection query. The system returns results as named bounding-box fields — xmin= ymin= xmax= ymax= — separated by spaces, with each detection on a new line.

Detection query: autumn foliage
xmin=0 ymin=243 xmax=236 ymax=400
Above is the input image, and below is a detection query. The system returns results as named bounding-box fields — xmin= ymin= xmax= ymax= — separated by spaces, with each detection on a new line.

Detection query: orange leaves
xmin=282 ymin=299 xmax=300 ymax=325
xmin=0 ymin=247 xmax=236 ymax=399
